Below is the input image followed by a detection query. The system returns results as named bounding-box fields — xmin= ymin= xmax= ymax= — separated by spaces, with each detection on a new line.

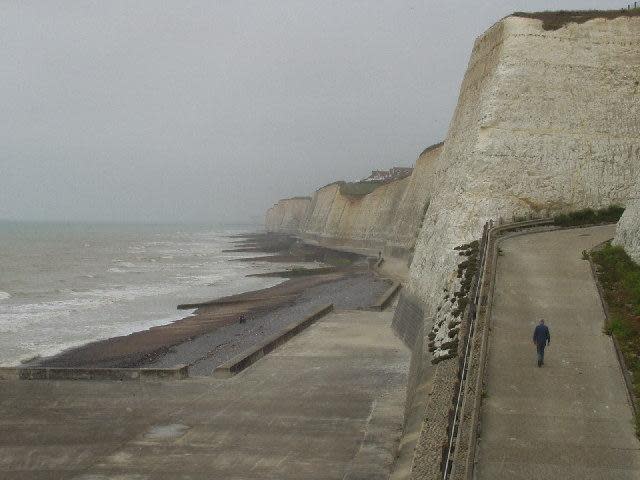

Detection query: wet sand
xmin=37 ymin=233 xmax=379 ymax=370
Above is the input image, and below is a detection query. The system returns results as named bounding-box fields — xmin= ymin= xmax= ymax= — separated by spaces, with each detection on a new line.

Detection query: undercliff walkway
xmin=0 ymin=309 xmax=409 ymax=480
xmin=475 ymin=225 xmax=640 ymax=479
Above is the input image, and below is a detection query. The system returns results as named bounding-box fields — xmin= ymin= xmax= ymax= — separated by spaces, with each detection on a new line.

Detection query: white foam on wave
xmin=108 ymin=267 xmax=128 ymax=273
xmin=0 ymin=224 xmax=282 ymax=366
xmin=0 ymin=294 xmax=198 ymax=366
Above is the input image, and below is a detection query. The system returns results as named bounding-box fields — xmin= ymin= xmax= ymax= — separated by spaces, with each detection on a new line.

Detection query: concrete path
xmin=0 ymin=310 xmax=409 ymax=480
xmin=476 ymin=225 xmax=640 ymax=479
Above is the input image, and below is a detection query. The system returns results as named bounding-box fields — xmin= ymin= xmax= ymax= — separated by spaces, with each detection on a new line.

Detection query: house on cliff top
xmin=361 ymin=167 xmax=413 ymax=183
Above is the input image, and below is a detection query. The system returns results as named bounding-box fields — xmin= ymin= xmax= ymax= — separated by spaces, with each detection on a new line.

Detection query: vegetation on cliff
xmin=510 ymin=205 xmax=624 ymax=226
xmin=513 ymin=9 xmax=640 ymax=30
xmin=338 ymin=180 xmax=385 ymax=197
xmin=553 ymin=205 xmax=625 ymax=227
xmin=419 ymin=141 xmax=444 ymax=157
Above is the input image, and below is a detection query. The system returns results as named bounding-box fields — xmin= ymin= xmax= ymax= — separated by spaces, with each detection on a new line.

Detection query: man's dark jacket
xmin=533 ymin=324 xmax=550 ymax=346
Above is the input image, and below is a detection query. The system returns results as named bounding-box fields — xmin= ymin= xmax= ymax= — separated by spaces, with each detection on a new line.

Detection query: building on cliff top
xmin=361 ymin=167 xmax=413 ymax=183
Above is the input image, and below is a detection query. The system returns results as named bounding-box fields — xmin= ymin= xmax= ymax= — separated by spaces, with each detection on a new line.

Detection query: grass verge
xmin=591 ymin=243 xmax=640 ymax=435
xmin=553 ymin=205 xmax=624 ymax=227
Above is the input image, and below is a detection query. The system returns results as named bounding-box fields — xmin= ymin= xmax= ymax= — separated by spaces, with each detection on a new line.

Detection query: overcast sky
xmin=0 ymin=0 xmax=625 ymax=224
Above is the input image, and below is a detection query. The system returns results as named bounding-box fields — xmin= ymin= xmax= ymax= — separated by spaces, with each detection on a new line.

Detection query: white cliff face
xmin=408 ymin=15 xmax=640 ymax=359
xmin=265 ymin=197 xmax=311 ymax=233
xmin=264 ymin=16 xmax=640 ymax=363
xmin=614 ymin=199 xmax=640 ymax=264
xmin=390 ymin=143 xmax=444 ymax=252
xmin=303 ymin=179 xmax=411 ymax=249
xmin=297 ymin=144 xmax=444 ymax=255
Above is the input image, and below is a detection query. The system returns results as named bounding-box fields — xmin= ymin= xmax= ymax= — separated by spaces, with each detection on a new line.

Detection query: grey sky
xmin=0 ymin=1 xmax=625 ymax=224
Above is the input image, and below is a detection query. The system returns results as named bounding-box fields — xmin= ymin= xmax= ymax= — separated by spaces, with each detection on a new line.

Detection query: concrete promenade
xmin=0 ymin=310 xmax=409 ymax=480
xmin=475 ymin=225 xmax=640 ymax=479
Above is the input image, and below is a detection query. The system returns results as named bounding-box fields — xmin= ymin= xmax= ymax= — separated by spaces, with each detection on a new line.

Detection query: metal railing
xmin=442 ymin=221 xmax=491 ymax=479
xmin=442 ymin=218 xmax=556 ymax=480
xmin=439 ymin=216 xmax=628 ymax=479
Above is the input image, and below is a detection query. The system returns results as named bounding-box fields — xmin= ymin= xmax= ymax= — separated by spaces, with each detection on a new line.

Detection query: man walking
xmin=532 ymin=319 xmax=551 ymax=367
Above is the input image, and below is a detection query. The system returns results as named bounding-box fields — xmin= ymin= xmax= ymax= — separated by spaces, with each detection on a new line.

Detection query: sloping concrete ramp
xmin=0 ymin=310 xmax=409 ymax=480
xmin=476 ymin=226 xmax=640 ymax=479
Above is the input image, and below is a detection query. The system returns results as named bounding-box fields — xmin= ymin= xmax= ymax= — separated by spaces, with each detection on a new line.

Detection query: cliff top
xmin=419 ymin=141 xmax=444 ymax=157
xmin=339 ymin=181 xmax=386 ymax=197
xmin=317 ymin=180 xmax=346 ymax=191
xmin=280 ymin=196 xmax=311 ymax=201
xmin=511 ymin=9 xmax=640 ymax=30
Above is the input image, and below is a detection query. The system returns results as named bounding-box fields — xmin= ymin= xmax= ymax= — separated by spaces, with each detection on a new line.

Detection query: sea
xmin=0 ymin=222 xmax=290 ymax=366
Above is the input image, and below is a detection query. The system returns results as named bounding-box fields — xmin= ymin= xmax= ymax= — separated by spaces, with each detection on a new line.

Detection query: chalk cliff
xmin=306 ymin=143 xmax=444 ymax=256
xmin=265 ymin=197 xmax=311 ymax=234
xmin=406 ymin=13 xmax=640 ymax=361
xmin=263 ymin=12 xmax=640 ymax=479
xmin=396 ymin=13 xmax=640 ymax=479
xmin=388 ymin=143 xmax=444 ymax=255
xmin=614 ymin=195 xmax=640 ymax=264
xmin=268 ymin=143 xmax=444 ymax=257
xmin=265 ymin=13 xmax=639 ymax=363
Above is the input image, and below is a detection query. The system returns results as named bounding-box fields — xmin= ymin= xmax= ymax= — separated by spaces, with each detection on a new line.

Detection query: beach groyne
xmin=0 ymin=364 xmax=189 ymax=381
xmin=266 ymin=11 xmax=640 ymax=479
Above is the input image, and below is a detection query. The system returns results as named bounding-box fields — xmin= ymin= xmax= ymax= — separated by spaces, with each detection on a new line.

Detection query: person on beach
xmin=532 ymin=319 xmax=550 ymax=367
xmin=238 ymin=313 xmax=247 ymax=324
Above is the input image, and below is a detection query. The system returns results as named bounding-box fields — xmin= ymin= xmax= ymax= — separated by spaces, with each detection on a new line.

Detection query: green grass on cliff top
xmin=339 ymin=181 xmax=385 ymax=197
xmin=513 ymin=9 xmax=640 ymax=30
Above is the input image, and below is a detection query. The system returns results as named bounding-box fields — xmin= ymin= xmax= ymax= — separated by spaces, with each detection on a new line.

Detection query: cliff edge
xmin=265 ymin=197 xmax=311 ymax=234
xmin=267 ymin=142 xmax=444 ymax=259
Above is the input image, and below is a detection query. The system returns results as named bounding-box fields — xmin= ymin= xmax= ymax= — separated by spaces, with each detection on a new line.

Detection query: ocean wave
xmin=0 ymin=224 xmax=266 ymax=365
xmin=115 ymin=261 xmax=136 ymax=268
xmin=0 ymin=283 xmax=189 ymax=341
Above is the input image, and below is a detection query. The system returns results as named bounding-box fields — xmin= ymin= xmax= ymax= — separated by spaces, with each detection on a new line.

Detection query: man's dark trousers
xmin=533 ymin=323 xmax=550 ymax=367
xmin=536 ymin=343 xmax=546 ymax=366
